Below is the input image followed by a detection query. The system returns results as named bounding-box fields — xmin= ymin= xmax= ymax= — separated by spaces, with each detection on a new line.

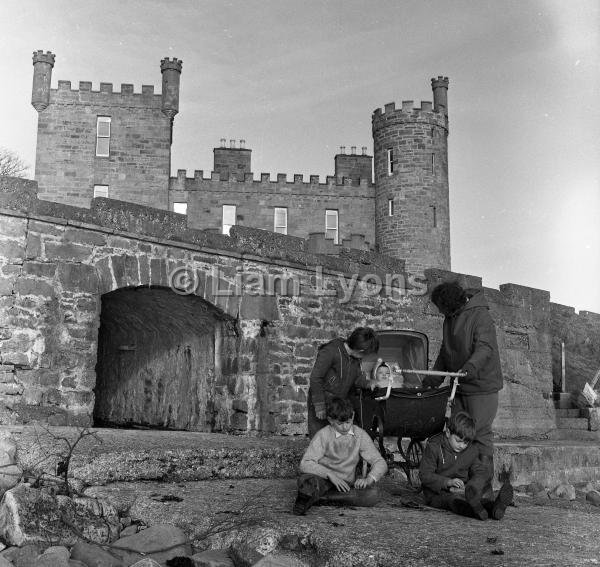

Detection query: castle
xmin=0 ymin=49 xmax=592 ymax=438
xmin=31 ymin=51 xmax=450 ymax=273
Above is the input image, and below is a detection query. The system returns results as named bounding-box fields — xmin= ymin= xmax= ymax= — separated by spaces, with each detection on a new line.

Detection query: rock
xmin=112 ymin=524 xmax=192 ymax=565
xmin=120 ymin=516 xmax=132 ymax=528
xmin=586 ymin=490 xmax=600 ymax=507
xmin=0 ymin=449 xmax=22 ymax=495
xmin=0 ymin=556 xmax=14 ymax=567
xmin=68 ymin=562 xmax=89 ymax=567
xmin=129 ymin=560 xmax=162 ymax=567
xmin=549 ymin=483 xmax=576 ymax=500
xmin=69 ymin=541 xmax=126 ymax=567
xmin=252 ymin=553 xmax=310 ymax=567
xmin=119 ymin=524 xmax=139 ymax=537
xmin=191 ymin=549 xmax=235 ymax=567
xmin=525 ymin=481 xmax=545 ymax=495
xmin=228 ymin=541 xmax=264 ymax=567
xmin=0 ymin=543 xmax=46 ymax=567
xmin=0 ymin=485 xmax=119 ymax=546
xmin=34 ymin=545 xmax=71 ymax=567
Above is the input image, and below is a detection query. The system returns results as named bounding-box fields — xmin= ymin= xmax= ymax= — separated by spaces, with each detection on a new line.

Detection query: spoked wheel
xmin=403 ymin=439 xmax=423 ymax=487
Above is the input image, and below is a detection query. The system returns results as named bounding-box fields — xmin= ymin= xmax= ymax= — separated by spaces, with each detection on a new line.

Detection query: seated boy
xmin=293 ymin=397 xmax=388 ymax=515
xmin=419 ymin=411 xmax=513 ymax=521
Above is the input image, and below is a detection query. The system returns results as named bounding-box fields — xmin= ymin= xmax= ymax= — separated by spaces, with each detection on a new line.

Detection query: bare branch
xmin=0 ymin=148 xmax=29 ymax=178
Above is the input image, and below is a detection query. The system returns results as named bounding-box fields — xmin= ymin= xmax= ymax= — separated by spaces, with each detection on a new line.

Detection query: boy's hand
xmin=327 ymin=472 xmax=350 ymax=492
xmin=445 ymin=478 xmax=464 ymax=490
xmin=354 ymin=476 xmax=375 ymax=490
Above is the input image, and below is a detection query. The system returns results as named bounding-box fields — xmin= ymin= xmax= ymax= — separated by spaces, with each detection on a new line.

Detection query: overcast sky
xmin=1 ymin=0 xmax=598 ymax=313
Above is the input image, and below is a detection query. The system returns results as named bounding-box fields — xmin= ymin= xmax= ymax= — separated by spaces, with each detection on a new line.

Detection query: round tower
xmin=160 ymin=57 xmax=183 ymax=119
xmin=31 ymin=50 xmax=56 ymax=112
xmin=372 ymin=77 xmax=451 ymax=273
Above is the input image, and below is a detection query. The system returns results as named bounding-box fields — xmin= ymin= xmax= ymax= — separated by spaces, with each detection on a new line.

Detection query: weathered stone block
xmin=0 ymin=241 xmax=25 ymax=262
xmin=0 ymin=277 xmax=15 ymax=296
xmin=22 ymin=261 xmax=57 ymax=278
xmin=0 ymin=486 xmax=119 ymax=546
xmin=25 ymin=233 xmax=42 ymax=259
xmin=0 ymin=217 xmax=26 ymax=239
xmin=64 ymin=228 xmax=107 ymax=247
xmin=15 ymin=278 xmax=55 ymax=298
xmin=57 ymin=263 xmax=98 ymax=293
xmin=44 ymin=242 xmax=92 ymax=262
xmin=111 ymin=524 xmax=192 ymax=565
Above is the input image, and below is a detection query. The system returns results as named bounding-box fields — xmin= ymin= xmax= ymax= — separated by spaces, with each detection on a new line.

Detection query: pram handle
xmin=373 ymin=370 xmax=466 ymax=401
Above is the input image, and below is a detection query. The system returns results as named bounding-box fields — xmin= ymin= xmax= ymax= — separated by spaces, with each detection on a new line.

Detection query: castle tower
xmin=160 ymin=57 xmax=182 ymax=119
xmin=372 ymin=77 xmax=451 ymax=273
xmin=31 ymin=50 xmax=55 ymax=112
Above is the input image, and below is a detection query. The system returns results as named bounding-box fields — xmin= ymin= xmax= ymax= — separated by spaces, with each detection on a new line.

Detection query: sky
xmin=1 ymin=0 xmax=599 ymax=313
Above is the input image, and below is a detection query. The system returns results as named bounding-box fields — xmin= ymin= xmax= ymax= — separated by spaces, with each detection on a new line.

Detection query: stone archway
xmin=93 ymin=286 xmax=237 ymax=431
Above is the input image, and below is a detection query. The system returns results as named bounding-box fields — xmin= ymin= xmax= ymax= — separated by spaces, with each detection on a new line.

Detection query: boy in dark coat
xmin=419 ymin=412 xmax=513 ymax=521
xmin=425 ymin=281 xmax=503 ymax=481
xmin=307 ymin=327 xmax=379 ymax=437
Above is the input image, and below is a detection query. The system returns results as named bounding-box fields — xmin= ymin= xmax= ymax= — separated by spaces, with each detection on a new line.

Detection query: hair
xmin=447 ymin=411 xmax=476 ymax=442
xmin=430 ymin=281 xmax=467 ymax=316
xmin=376 ymin=362 xmax=391 ymax=374
xmin=346 ymin=327 xmax=379 ymax=354
xmin=326 ymin=397 xmax=355 ymax=421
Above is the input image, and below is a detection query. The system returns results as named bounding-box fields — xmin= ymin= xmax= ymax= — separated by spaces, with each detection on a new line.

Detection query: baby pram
xmin=356 ymin=330 xmax=464 ymax=485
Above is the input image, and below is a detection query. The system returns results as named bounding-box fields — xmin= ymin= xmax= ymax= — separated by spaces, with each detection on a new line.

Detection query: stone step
xmin=557 ymin=417 xmax=589 ymax=430
xmin=555 ymin=408 xmax=582 ymax=418
xmin=10 ymin=425 xmax=600 ymax=490
xmin=553 ymin=392 xmax=574 ymax=409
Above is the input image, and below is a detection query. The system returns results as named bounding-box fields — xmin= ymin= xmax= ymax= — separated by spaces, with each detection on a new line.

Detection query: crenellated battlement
xmin=372 ymin=99 xmax=448 ymax=130
xmin=48 ymin=81 xmax=163 ymax=108
xmin=170 ymin=169 xmax=373 ymax=194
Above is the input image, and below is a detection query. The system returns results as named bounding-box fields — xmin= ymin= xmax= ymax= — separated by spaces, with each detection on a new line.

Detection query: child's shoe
xmin=465 ymin=485 xmax=488 ymax=521
xmin=491 ymin=481 xmax=514 ymax=520
xmin=449 ymin=498 xmax=487 ymax=520
xmin=293 ymin=493 xmax=316 ymax=515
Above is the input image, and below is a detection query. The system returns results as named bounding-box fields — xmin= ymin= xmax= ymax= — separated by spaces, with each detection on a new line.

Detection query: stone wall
xmin=550 ymin=303 xmax=600 ymax=394
xmin=34 ymin=83 xmax=171 ymax=210
xmin=169 ymin=172 xmax=375 ymax=246
xmin=0 ymin=178 xmax=593 ymax=438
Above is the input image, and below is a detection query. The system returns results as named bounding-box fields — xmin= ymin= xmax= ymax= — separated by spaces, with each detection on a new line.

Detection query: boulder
xmin=0 ymin=485 xmax=119 ymax=546
xmin=549 ymin=483 xmax=576 ymax=500
xmin=0 ymin=543 xmax=46 ymax=567
xmin=69 ymin=541 xmax=128 ymax=567
xmin=34 ymin=545 xmax=71 ymax=567
xmin=252 ymin=553 xmax=311 ymax=567
xmin=191 ymin=549 xmax=235 ymax=567
xmin=586 ymin=490 xmax=600 ymax=507
xmin=0 ymin=434 xmax=22 ymax=495
xmin=112 ymin=524 xmax=192 ymax=565
xmin=0 ymin=556 xmax=14 ymax=567
xmin=129 ymin=560 xmax=162 ymax=567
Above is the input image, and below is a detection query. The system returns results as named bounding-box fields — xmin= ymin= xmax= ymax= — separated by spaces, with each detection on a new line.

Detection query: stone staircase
xmin=551 ymin=392 xmax=600 ymax=441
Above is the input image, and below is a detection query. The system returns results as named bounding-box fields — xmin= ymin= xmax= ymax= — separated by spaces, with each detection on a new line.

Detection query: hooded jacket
xmin=308 ymin=338 xmax=369 ymax=414
xmin=432 ymin=288 xmax=503 ymax=395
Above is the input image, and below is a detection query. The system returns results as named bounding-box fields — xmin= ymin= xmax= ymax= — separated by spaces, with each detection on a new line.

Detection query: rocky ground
xmin=1 ymin=426 xmax=600 ymax=566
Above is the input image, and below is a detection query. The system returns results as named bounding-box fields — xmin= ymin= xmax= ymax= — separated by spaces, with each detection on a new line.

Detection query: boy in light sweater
xmin=293 ymin=397 xmax=388 ymax=515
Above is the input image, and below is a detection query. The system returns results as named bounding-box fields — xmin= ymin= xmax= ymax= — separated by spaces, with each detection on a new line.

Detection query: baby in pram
xmin=371 ymin=358 xmax=423 ymax=390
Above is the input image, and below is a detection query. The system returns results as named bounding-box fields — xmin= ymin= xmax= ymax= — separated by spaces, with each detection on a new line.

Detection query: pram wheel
xmin=401 ymin=439 xmax=423 ymax=487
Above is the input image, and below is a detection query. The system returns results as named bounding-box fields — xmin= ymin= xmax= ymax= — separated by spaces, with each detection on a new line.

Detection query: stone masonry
xmin=2 ymin=177 xmax=599 ymax=438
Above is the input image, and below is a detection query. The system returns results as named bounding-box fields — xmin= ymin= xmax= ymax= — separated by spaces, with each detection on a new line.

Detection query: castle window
xmin=431 ymin=205 xmax=437 ymax=228
xmin=222 ymin=204 xmax=236 ymax=235
xmin=93 ymin=185 xmax=108 ymax=198
xmin=431 ymin=153 xmax=435 ymax=174
xmin=325 ymin=209 xmax=339 ymax=244
xmin=387 ymin=149 xmax=394 ymax=175
xmin=274 ymin=207 xmax=287 ymax=235
xmin=388 ymin=199 xmax=394 ymax=216
xmin=173 ymin=202 xmax=187 ymax=215
xmin=96 ymin=116 xmax=111 ymax=157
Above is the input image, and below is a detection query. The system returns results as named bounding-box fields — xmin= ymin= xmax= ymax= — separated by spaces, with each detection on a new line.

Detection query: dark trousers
xmin=297 ymin=474 xmax=379 ymax=507
xmin=425 ymin=490 xmax=496 ymax=519
xmin=454 ymin=392 xmax=498 ymax=457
